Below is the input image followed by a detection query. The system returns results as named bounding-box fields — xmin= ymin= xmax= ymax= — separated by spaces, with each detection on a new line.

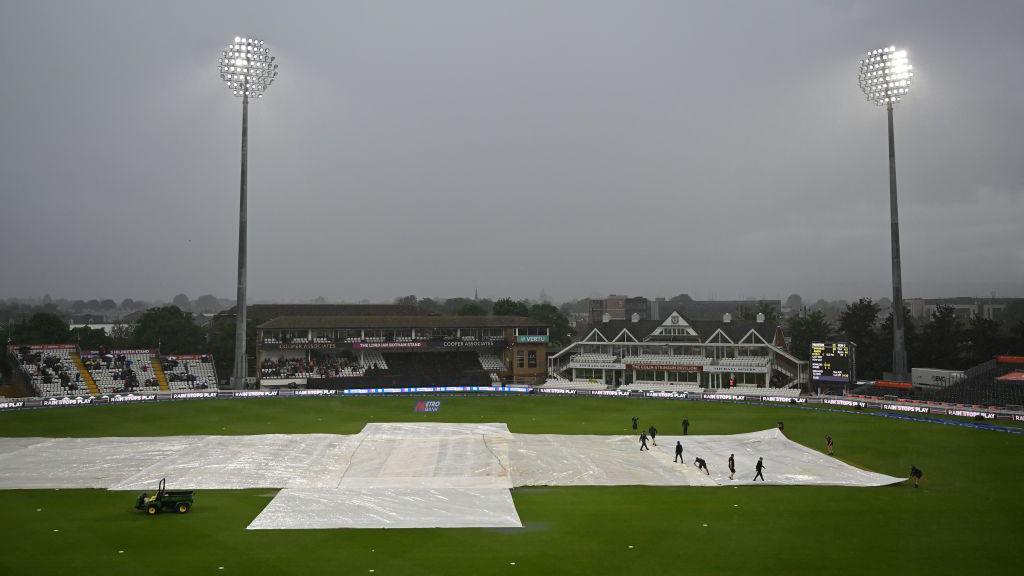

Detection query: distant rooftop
xmin=258 ymin=315 xmax=546 ymax=330
xmin=220 ymin=303 xmax=435 ymax=318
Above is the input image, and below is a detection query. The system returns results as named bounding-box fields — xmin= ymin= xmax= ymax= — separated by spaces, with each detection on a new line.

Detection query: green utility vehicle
xmin=135 ymin=478 xmax=194 ymax=515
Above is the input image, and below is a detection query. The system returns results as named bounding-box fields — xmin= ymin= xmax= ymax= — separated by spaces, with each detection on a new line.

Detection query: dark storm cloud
xmin=1 ymin=0 xmax=1021 ymax=303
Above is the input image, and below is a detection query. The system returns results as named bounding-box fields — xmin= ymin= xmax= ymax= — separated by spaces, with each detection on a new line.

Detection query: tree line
xmin=2 ymin=297 xmax=574 ymax=383
xmin=3 ymin=307 xmax=206 ymax=355
xmin=7 ymin=295 xmax=1020 ymax=383
xmin=0 ymin=294 xmax=231 ymax=317
xmin=786 ymin=298 xmax=1024 ymax=379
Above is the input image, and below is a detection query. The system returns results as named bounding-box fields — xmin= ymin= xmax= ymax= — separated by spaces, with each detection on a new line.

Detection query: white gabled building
xmin=547 ymin=310 xmax=808 ymax=392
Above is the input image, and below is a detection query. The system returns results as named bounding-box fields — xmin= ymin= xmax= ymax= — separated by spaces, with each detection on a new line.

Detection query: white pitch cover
xmin=247 ymin=487 xmax=522 ymax=529
xmin=510 ymin=429 xmax=902 ymax=487
xmin=0 ymin=423 xmax=903 ymax=529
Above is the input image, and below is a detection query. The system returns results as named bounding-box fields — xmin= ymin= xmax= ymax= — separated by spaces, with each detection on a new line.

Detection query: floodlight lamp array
xmin=219 ymin=36 xmax=279 ymax=99
xmin=859 ymin=46 xmax=912 ymax=106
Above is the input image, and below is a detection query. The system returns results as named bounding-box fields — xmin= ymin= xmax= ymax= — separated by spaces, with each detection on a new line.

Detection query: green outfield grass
xmin=1 ymin=396 xmax=1021 ymax=576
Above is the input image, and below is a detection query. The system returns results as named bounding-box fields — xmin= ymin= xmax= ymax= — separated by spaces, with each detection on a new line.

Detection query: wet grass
xmin=1 ymin=396 xmax=1020 ymax=575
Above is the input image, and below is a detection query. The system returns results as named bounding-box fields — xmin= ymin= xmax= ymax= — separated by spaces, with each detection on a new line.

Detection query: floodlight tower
xmin=218 ymin=37 xmax=279 ymax=388
xmin=858 ymin=46 xmax=913 ymax=379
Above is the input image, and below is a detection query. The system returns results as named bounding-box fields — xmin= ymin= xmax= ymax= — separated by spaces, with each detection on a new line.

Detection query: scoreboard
xmin=810 ymin=341 xmax=855 ymax=384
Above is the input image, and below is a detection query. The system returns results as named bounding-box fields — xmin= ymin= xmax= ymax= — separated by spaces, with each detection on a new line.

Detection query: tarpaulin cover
xmin=110 ymin=434 xmax=362 ymax=490
xmin=247 ymin=488 xmax=522 ymax=529
xmin=0 ymin=436 xmax=204 ymax=489
xmin=510 ymin=434 xmax=717 ymax=487
xmin=0 ymin=424 xmax=903 ymax=529
xmin=338 ymin=423 xmax=512 ymax=490
xmin=510 ymin=429 xmax=902 ymax=487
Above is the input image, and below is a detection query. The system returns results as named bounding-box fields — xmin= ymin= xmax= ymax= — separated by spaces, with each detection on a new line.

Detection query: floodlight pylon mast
xmin=233 ymin=91 xmax=249 ymax=389
xmin=886 ymin=101 xmax=907 ymax=377
xmin=219 ymin=36 xmax=278 ymax=389
xmin=859 ymin=45 xmax=912 ymax=379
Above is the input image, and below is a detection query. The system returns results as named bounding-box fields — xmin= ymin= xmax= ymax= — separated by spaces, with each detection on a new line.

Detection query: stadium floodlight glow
xmin=858 ymin=46 xmax=914 ymax=106
xmin=858 ymin=45 xmax=912 ymax=379
xmin=218 ymin=36 xmax=279 ymax=100
xmin=218 ymin=36 xmax=279 ymax=389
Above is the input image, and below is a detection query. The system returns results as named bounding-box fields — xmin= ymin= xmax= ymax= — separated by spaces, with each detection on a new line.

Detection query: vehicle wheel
xmin=178 ymin=503 xmax=190 ymax=514
xmin=147 ymin=505 xmax=158 ymax=515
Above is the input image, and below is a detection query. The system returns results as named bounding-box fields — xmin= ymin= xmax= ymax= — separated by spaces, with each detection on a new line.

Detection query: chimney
xmin=631 ymin=313 xmax=640 ymax=323
xmin=756 ymin=312 xmax=765 ymax=323
xmin=723 ymin=312 xmax=732 ymax=323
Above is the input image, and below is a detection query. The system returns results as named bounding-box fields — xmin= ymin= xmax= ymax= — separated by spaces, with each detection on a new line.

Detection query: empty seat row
xmin=717 ymin=356 xmax=770 ymax=367
xmin=570 ymin=353 xmax=618 ymax=363
xmin=621 ymin=355 xmax=708 ymax=365
xmin=360 ymin=350 xmax=387 ymax=370
xmin=477 ymin=353 xmax=507 ymax=372
xmin=162 ymin=356 xmax=217 ymax=390
xmin=725 ymin=386 xmax=800 ymax=397
xmin=620 ymin=382 xmax=703 ymax=393
xmin=539 ymin=379 xmax=608 ymax=390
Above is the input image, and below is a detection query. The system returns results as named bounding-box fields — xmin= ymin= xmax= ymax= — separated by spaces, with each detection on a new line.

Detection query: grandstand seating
xmin=274 ymin=350 xmax=489 ymax=389
xmin=376 ymin=352 xmax=489 ymax=388
xmin=261 ymin=355 xmax=364 ymax=379
xmin=81 ymin=350 xmax=161 ymax=394
xmin=10 ymin=345 xmax=228 ymax=396
xmin=726 ymin=386 xmax=800 ymax=397
xmin=539 ymin=379 xmax=608 ymax=390
xmin=259 ymin=350 xmax=406 ymax=380
xmin=335 ymin=362 xmax=364 ymax=377
xmin=852 ymin=358 xmax=1024 ymax=407
xmin=12 ymin=345 xmax=88 ymax=397
xmin=717 ymin=356 xmax=770 ymax=367
xmin=161 ymin=355 xmax=217 ymax=390
xmin=477 ymin=352 xmax=506 ymax=372
xmin=570 ymin=353 xmax=618 ymax=364
xmin=361 ymin=350 xmax=387 ymax=370
xmin=621 ymin=354 xmax=708 ymax=365
xmin=620 ymin=382 xmax=702 ymax=393
xmin=261 ymin=357 xmax=313 ymax=379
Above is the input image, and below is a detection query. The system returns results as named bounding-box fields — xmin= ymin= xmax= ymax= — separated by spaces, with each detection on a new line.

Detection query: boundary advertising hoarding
xmin=0 ymin=386 xmax=1020 ymax=430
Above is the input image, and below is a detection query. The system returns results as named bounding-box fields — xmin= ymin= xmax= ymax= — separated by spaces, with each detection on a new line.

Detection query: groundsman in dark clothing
xmin=910 ymin=465 xmax=923 ymax=488
xmin=694 ymin=457 xmax=710 ymax=475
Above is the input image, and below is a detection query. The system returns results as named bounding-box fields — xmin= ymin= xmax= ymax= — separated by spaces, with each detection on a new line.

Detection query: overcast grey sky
xmin=1 ymin=0 xmax=1021 ymax=304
